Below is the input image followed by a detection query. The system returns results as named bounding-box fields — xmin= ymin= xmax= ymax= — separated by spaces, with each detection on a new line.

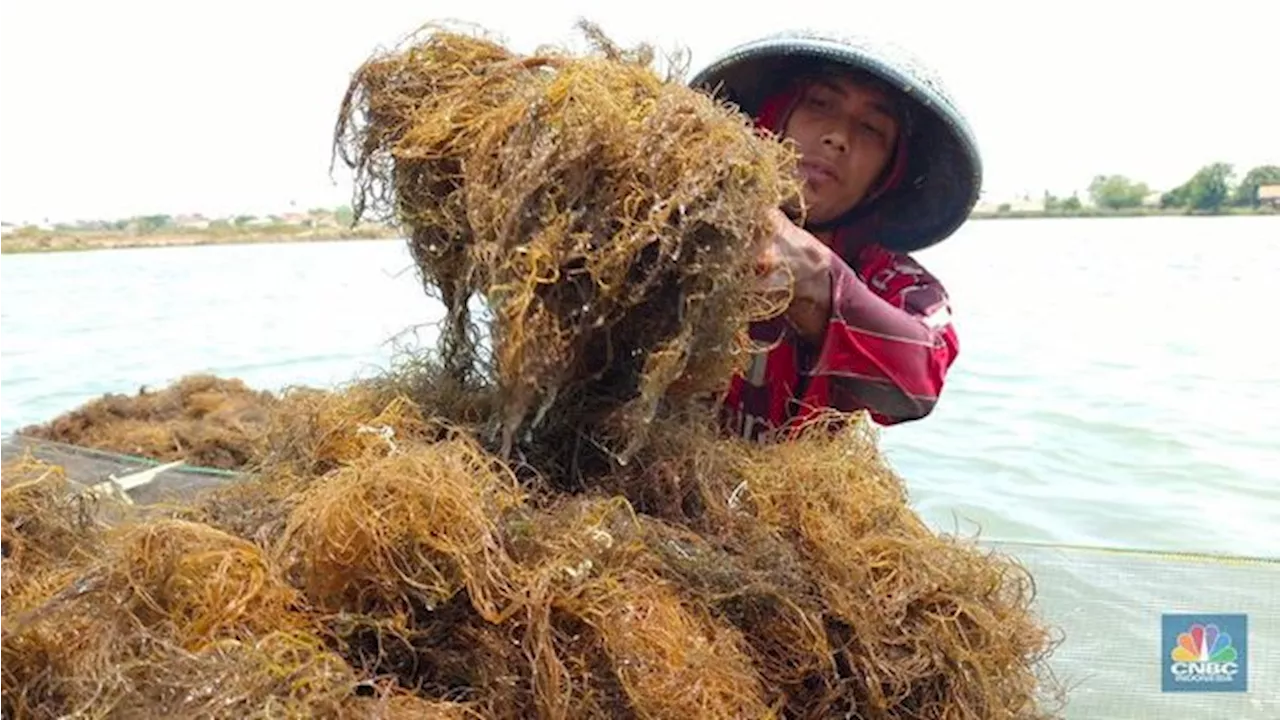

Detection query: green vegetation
xmin=1088 ymin=175 xmax=1149 ymax=210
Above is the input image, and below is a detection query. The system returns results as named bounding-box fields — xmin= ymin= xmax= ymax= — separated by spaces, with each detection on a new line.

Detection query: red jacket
xmin=721 ymin=230 xmax=958 ymax=442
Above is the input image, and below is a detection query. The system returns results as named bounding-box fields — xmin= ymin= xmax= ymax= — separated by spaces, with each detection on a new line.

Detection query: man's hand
xmin=757 ymin=208 xmax=835 ymax=343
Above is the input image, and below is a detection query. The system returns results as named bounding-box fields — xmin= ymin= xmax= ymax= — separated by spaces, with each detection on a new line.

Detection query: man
xmin=688 ymin=32 xmax=983 ymax=442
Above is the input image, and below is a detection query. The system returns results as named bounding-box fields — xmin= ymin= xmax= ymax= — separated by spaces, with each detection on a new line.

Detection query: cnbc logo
xmin=1162 ymin=614 xmax=1248 ymax=693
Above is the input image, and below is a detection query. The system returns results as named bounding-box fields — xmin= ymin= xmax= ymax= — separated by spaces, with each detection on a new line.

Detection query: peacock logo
xmin=1162 ymin=613 xmax=1247 ymax=693
xmin=1170 ymin=623 xmax=1238 ymax=664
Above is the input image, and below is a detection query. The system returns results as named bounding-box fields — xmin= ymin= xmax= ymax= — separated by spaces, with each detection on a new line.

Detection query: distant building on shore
xmin=1259 ymin=184 xmax=1280 ymax=208
xmin=972 ymin=191 xmax=1046 ymax=214
xmin=1006 ymin=194 xmax=1046 ymax=213
xmin=173 ymin=214 xmax=211 ymax=230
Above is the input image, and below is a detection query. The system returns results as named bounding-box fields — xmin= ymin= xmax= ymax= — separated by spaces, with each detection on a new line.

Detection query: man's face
xmin=781 ymin=74 xmax=901 ymax=225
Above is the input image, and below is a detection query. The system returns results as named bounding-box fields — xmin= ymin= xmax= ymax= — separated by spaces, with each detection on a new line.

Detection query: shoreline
xmin=0 ymin=226 xmax=401 ymax=255
xmin=3 ymin=209 xmax=1276 ymax=255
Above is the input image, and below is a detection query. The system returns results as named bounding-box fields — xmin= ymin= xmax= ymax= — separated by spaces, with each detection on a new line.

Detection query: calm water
xmin=2 ymin=217 xmax=1277 ymax=716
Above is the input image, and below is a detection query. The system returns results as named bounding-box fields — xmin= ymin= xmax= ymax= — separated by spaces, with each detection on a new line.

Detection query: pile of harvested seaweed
xmin=18 ymin=375 xmax=276 ymax=470
xmin=2 ymin=21 xmax=1064 ymax=720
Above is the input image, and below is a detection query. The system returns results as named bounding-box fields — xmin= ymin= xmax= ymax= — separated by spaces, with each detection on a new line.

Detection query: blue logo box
xmin=1161 ymin=613 xmax=1248 ymax=693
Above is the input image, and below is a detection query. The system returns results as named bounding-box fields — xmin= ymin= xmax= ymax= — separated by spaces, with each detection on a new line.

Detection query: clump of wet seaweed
xmin=1 ymin=19 xmax=1064 ymax=720
xmin=1 ymin=457 xmax=104 ymax=605
xmin=333 ymin=19 xmax=801 ymax=469
xmin=277 ymin=433 xmax=525 ymax=620
xmin=611 ymin=416 xmax=1060 ymax=718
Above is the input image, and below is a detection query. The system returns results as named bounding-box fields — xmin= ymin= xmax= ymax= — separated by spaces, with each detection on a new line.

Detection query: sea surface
xmin=2 ymin=216 xmax=1277 ymax=717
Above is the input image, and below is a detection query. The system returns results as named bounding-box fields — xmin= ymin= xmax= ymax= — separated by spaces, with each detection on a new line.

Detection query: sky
xmin=1 ymin=0 xmax=1276 ymax=225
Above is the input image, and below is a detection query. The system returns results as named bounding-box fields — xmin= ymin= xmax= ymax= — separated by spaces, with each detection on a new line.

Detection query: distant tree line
xmin=1085 ymin=164 xmax=1280 ymax=213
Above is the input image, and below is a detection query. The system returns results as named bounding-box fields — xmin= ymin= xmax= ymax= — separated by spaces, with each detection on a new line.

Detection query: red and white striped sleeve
xmin=803 ymin=249 xmax=960 ymax=425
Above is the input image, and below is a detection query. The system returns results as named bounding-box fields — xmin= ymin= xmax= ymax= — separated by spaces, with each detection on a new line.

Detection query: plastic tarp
xmin=0 ymin=434 xmax=237 ymax=504
xmin=988 ymin=539 xmax=1277 ymax=718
